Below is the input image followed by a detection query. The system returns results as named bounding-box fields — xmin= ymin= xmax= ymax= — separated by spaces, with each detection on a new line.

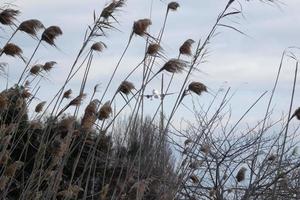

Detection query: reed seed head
xmin=147 ymin=43 xmax=162 ymax=56
xmin=69 ymin=93 xmax=86 ymax=106
xmin=35 ymin=101 xmax=46 ymax=113
xmin=189 ymin=160 xmax=202 ymax=169
xmin=42 ymin=61 xmax=56 ymax=72
xmin=30 ymin=64 xmax=42 ymax=75
xmin=41 ymin=26 xmax=63 ymax=46
xmin=236 ymin=167 xmax=247 ymax=182
xmin=91 ymin=42 xmax=106 ymax=52
xmin=18 ymin=19 xmax=44 ymax=36
xmin=168 ymin=2 xmax=180 ymax=11
xmin=4 ymin=161 xmax=24 ymax=178
xmin=189 ymin=174 xmax=199 ymax=184
xmin=188 ymin=81 xmax=207 ymax=95
xmin=93 ymin=84 xmax=100 ymax=93
xmin=118 ymin=81 xmax=135 ymax=95
xmin=184 ymin=138 xmax=192 ymax=146
xmin=100 ymin=184 xmax=109 ymax=200
xmin=160 ymin=59 xmax=187 ymax=74
xmin=85 ymin=99 xmax=99 ymax=114
xmin=0 ymin=9 xmax=20 ymax=25
xmin=81 ymin=100 xmax=99 ymax=130
xmin=101 ymin=0 xmax=125 ymax=19
xmin=63 ymin=89 xmax=72 ymax=99
xmin=2 ymin=43 xmax=23 ymax=57
xmin=179 ymin=39 xmax=195 ymax=56
xmin=59 ymin=117 xmax=75 ymax=133
xmin=133 ymin=18 xmax=152 ymax=36
xmin=292 ymin=107 xmax=300 ymax=120
xmin=0 ymin=151 xmax=9 ymax=165
xmin=29 ymin=121 xmax=43 ymax=130
xmin=57 ymin=185 xmax=83 ymax=198
xmin=200 ymin=143 xmax=210 ymax=154
xmin=21 ymin=89 xmax=31 ymax=98
xmin=98 ymin=101 xmax=112 ymax=120
xmin=0 ymin=94 xmax=8 ymax=111
xmin=267 ymin=154 xmax=276 ymax=162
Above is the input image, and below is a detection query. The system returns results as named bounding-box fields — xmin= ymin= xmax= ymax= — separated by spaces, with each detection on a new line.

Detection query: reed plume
xmin=18 ymin=19 xmax=44 ymax=36
xmin=0 ymin=9 xmax=20 ymax=25
xmin=35 ymin=101 xmax=46 ymax=113
xmin=81 ymin=99 xmax=99 ymax=130
xmin=159 ymin=59 xmax=187 ymax=74
xmin=29 ymin=64 xmax=42 ymax=76
xmin=189 ymin=174 xmax=199 ymax=184
xmin=91 ymin=42 xmax=106 ymax=52
xmin=100 ymin=0 xmax=125 ymax=19
xmin=0 ymin=94 xmax=8 ymax=111
xmin=98 ymin=101 xmax=112 ymax=120
xmin=63 ymin=89 xmax=72 ymax=99
xmin=147 ymin=43 xmax=162 ymax=56
xmin=291 ymin=107 xmax=300 ymax=120
xmin=168 ymin=2 xmax=180 ymax=11
xmin=41 ymin=26 xmax=63 ymax=46
xmin=1 ymin=43 xmax=24 ymax=60
xmin=179 ymin=39 xmax=195 ymax=56
xmin=188 ymin=81 xmax=207 ymax=95
xmin=133 ymin=18 xmax=152 ymax=36
xmin=69 ymin=93 xmax=86 ymax=106
xmin=236 ymin=167 xmax=247 ymax=182
xmin=118 ymin=80 xmax=135 ymax=95
xmin=42 ymin=61 xmax=56 ymax=72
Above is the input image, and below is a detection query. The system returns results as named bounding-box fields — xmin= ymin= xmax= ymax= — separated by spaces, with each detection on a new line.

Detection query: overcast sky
xmin=2 ymin=0 xmax=300 ymax=127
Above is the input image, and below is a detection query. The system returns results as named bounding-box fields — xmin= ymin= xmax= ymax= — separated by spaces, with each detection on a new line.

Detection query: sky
xmin=1 ymin=0 xmax=300 ymax=129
